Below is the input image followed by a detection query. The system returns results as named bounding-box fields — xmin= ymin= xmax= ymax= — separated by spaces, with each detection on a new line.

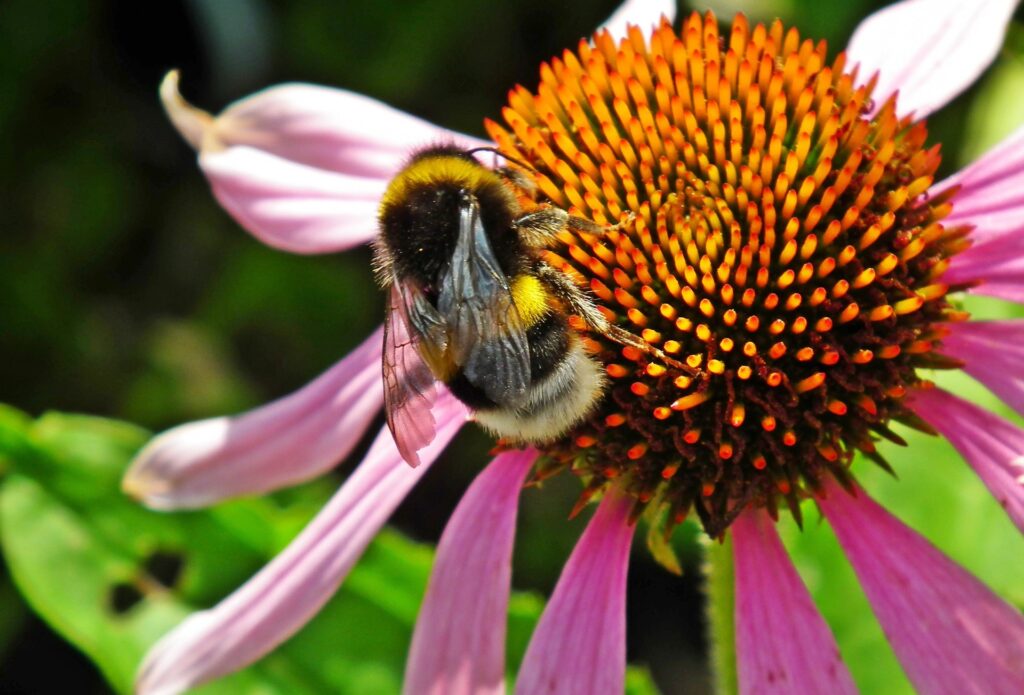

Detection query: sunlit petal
xmin=135 ymin=395 xmax=467 ymax=695
xmin=820 ymin=479 xmax=1024 ymax=694
xmin=404 ymin=449 xmax=536 ymax=695
xmin=846 ymin=0 xmax=1017 ymax=119
xmin=160 ymin=71 xmax=486 ymax=253
xmin=515 ymin=488 xmax=635 ymax=695
xmin=733 ymin=508 xmax=857 ymax=695
xmin=934 ymin=124 xmax=1024 ymax=243
xmin=940 ymin=320 xmax=1024 ymax=418
xmin=123 ymin=327 xmax=385 ymax=509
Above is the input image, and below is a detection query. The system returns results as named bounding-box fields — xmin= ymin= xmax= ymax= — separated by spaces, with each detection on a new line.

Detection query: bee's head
xmin=379 ymin=149 xmax=525 ymax=289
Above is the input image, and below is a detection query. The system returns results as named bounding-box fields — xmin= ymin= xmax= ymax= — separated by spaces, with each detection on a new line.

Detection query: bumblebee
xmin=373 ymin=145 xmax=682 ymax=466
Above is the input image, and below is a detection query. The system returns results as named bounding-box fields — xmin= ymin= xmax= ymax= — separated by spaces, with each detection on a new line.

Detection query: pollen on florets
xmin=486 ymin=12 xmax=970 ymax=539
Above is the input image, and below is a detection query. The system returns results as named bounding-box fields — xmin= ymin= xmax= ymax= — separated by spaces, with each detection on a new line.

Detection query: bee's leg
xmin=534 ymin=261 xmax=608 ymax=328
xmin=514 ymin=207 xmax=569 ymax=248
xmin=565 ymin=211 xmax=635 ymax=237
xmin=535 ymin=263 xmax=697 ymax=375
xmin=515 ymin=207 xmax=636 ymax=248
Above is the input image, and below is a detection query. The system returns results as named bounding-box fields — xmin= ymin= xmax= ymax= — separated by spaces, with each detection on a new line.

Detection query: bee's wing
xmin=382 ymin=281 xmax=446 ymax=467
xmin=437 ymin=194 xmax=531 ymax=404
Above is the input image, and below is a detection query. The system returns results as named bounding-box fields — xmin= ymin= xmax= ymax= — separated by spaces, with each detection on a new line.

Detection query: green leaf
xmin=0 ymin=406 xmax=664 ymax=693
xmin=625 ymin=664 xmax=662 ymax=695
xmin=0 ymin=411 xmax=281 ymax=692
xmin=0 ymin=408 xmax=431 ymax=693
xmin=0 ymin=407 xmax=443 ymax=694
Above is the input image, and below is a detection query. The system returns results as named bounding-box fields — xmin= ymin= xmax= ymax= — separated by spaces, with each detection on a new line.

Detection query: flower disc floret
xmin=486 ymin=12 xmax=968 ymax=536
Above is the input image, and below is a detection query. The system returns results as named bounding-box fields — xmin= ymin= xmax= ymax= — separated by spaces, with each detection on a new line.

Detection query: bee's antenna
xmin=466 ymin=147 xmax=536 ymax=173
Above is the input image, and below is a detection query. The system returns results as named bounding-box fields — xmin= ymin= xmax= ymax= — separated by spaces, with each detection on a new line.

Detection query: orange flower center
xmin=486 ymin=12 xmax=968 ymax=538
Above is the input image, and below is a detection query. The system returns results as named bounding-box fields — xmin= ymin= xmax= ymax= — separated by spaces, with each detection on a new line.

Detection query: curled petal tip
xmin=160 ymin=70 xmax=214 ymax=152
xmin=119 ymin=422 xmax=213 ymax=510
xmin=120 ymin=469 xmax=148 ymax=501
xmin=121 ymin=456 xmax=175 ymax=509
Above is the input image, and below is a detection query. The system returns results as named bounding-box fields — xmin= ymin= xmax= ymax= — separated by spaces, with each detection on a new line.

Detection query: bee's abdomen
xmin=445 ymin=272 xmax=580 ymax=416
xmin=446 ymin=371 xmax=497 ymax=410
xmin=525 ymin=311 xmax=569 ymax=382
xmin=473 ymin=338 xmax=606 ymax=444
xmin=444 ymin=312 xmax=567 ymax=409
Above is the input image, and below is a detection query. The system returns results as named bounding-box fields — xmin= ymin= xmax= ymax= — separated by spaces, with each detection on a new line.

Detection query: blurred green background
xmin=1 ymin=0 xmax=1023 ymax=693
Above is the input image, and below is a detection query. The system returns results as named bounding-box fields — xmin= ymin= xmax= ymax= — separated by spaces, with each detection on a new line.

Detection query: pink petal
xmin=941 ymin=234 xmax=1024 ymax=302
xmin=213 ymin=81 xmax=486 ymax=179
xmin=846 ymin=0 xmax=1017 ymax=119
xmin=123 ymin=327 xmax=386 ymax=509
xmin=733 ymin=507 xmax=857 ymax=695
xmin=600 ymin=0 xmax=677 ymax=41
xmin=909 ymin=386 xmax=1024 ymax=534
xmin=135 ymin=393 xmax=467 ymax=695
xmin=200 ymin=146 xmax=388 ymax=253
xmin=515 ymin=488 xmax=635 ymax=695
xmin=161 ymin=71 xmax=487 ymax=254
xmin=404 ymin=448 xmax=537 ymax=695
xmin=940 ymin=320 xmax=1024 ymax=418
xmin=934 ymin=125 xmax=1024 ymax=299
xmin=818 ymin=479 xmax=1024 ymax=694
xmin=934 ymin=124 xmax=1024 ymax=244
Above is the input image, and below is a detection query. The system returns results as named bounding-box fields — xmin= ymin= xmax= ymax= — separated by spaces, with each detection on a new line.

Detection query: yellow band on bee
xmin=381 ymin=155 xmax=504 ymax=211
xmin=511 ymin=274 xmax=549 ymax=326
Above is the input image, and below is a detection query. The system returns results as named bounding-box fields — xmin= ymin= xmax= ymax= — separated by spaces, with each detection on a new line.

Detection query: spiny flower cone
xmin=487 ymin=12 xmax=968 ymax=538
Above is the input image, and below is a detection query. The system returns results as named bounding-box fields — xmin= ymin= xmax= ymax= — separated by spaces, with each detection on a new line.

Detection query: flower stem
xmin=704 ymin=534 xmax=737 ymax=695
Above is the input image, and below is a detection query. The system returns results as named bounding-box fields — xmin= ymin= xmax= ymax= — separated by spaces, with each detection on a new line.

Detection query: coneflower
xmin=126 ymin=1 xmax=1024 ymax=693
